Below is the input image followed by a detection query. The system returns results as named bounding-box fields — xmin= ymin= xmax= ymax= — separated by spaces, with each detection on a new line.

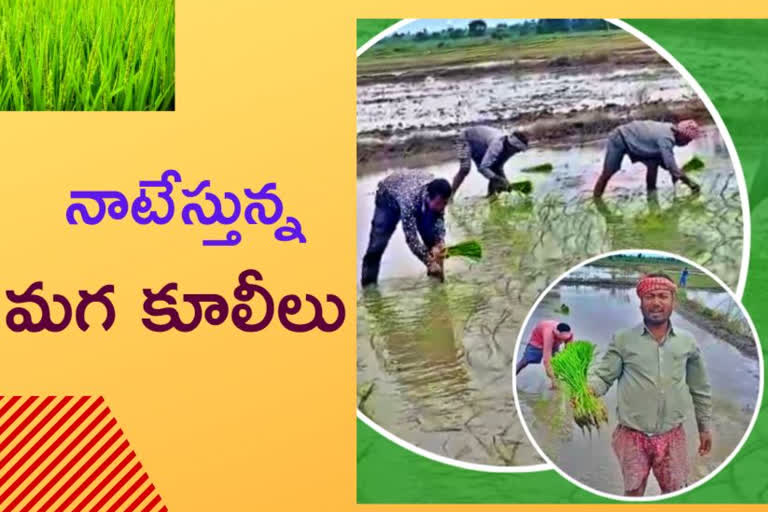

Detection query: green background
xmin=356 ymin=19 xmax=768 ymax=503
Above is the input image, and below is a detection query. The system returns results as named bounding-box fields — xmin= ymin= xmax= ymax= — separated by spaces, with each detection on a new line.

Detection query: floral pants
xmin=611 ymin=424 xmax=689 ymax=496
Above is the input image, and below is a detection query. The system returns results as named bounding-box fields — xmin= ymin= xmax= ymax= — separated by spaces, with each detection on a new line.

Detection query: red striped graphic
xmin=0 ymin=396 xmax=167 ymax=512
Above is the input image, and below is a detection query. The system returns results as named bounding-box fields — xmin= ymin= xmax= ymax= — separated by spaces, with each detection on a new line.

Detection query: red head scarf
xmin=636 ymin=275 xmax=677 ymax=299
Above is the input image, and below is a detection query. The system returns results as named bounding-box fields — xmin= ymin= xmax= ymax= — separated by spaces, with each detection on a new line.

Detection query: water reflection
xmin=358 ymin=283 xmax=542 ymax=465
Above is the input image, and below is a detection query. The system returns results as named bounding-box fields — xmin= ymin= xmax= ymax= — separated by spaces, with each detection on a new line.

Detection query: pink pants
xmin=611 ymin=424 xmax=689 ymax=496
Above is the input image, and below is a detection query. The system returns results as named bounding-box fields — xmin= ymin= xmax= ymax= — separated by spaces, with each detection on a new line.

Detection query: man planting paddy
xmin=516 ymin=320 xmax=574 ymax=390
xmin=593 ymin=120 xmax=702 ymax=198
xmin=587 ymin=273 xmax=713 ymax=497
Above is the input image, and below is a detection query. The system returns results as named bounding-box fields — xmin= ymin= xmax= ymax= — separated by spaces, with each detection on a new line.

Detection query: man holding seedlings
xmin=516 ymin=320 xmax=574 ymax=389
xmin=361 ymin=171 xmax=452 ymax=287
xmin=452 ymin=125 xmax=529 ymax=197
xmin=588 ymin=273 xmax=713 ymax=496
xmin=593 ymin=120 xmax=702 ymax=198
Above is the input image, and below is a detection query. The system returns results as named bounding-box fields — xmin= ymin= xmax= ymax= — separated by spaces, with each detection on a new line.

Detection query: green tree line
xmin=389 ymin=19 xmax=620 ymax=43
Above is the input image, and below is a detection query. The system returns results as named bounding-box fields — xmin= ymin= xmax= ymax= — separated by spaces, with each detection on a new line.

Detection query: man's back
xmin=378 ymin=170 xmax=432 ymax=211
xmin=463 ymin=126 xmax=505 ymax=163
xmin=617 ymin=120 xmax=676 ymax=161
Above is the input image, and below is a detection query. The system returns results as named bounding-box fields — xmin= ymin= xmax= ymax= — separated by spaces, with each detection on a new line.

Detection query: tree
xmin=570 ymin=19 xmax=610 ymax=32
xmin=468 ymin=19 xmax=487 ymax=37
xmin=537 ymin=19 xmax=571 ymax=34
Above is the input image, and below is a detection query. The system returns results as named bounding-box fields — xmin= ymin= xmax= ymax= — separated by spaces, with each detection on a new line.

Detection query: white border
xmin=357 ymin=19 xmax=753 ymax=477
xmin=511 ymin=248 xmax=764 ymax=501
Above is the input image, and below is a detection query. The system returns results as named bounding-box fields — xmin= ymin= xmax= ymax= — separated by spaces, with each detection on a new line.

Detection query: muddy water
xmin=357 ymin=127 xmax=742 ymax=287
xmin=356 ymin=128 xmax=742 ymax=467
xmin=686 ymin=289 xmax=730 ymax=312
xmin=357 ymin=66 xmax=692 ymax=137
xmin=516 ymin=286 xmax=759 ymax=496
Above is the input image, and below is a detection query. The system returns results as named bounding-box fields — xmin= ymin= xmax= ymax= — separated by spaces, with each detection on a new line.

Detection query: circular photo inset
xmin=513 ymin=250 xmax=761 ymax=498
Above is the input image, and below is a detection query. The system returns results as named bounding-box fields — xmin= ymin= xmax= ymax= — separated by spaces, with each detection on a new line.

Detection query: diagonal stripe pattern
xmin=0 ymin=396 xmax=167 ymax=512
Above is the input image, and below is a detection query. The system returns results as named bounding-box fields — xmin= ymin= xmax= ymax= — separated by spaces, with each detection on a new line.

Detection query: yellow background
xmin=0 ymin=2 xmax=766 ymax=511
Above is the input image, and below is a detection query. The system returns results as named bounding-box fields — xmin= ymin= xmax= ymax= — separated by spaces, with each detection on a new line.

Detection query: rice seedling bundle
xmin=445 ymin=240 xmax=482 ymax=262
xmin=508 ymin=180 xmax=533 ymax=195
xmin=682 ymin=156 xmax=705 ymax=173
xmin=521 ymin=163 xmax=554 ymax=173
xmin=551 ymin=340 xmax=608 ymax=432
xmin=0 ymin=0 xmax=175 ymax=110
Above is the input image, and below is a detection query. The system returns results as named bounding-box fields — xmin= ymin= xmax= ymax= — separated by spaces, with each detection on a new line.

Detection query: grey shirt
xmin=463 ymin=126 xmax=528 ymax=179
xmin=378 ymin=171 xmax=446 ymax=264
xmin=616 ymin=121 xmax=682 ymax=175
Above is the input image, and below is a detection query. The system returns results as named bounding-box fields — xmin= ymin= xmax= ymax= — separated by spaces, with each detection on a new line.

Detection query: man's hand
xmin=429 ymin=242 xmax=446 ymax=262
xmin=426 ymin=244 xmax=445 ymax=282
xmin=690 ymin=182 xmax=701 ymax=195
xmin=426 ymin=261 xmax=444 ymax=282
xmin=549 ymin=379 xmax=559 ymax=391
xmin=698 ymin=430 xmax=712 ymax=456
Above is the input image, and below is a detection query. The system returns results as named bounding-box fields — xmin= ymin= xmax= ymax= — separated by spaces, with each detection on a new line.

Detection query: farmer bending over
xmin=452 ymin=125 xmax=529 ymax=197
xmin=593 ymin=120 xmax=702 ymax=198
xmin=361 ymin=170 xmax=451 ymax=287
xmin=516 ymin=320 xmax=573 ymax=390
xmin=588 ymin=273 xmax=713 ymax=497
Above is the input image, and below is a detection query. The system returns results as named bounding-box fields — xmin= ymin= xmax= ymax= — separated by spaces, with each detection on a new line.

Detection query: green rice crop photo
xmin=445 ymin=240 xmax=482 ymax=262
xmin=0 ymin=0 xmax=174 ymax=110
xmin=551 ymin=340 xmax=609 ymax=433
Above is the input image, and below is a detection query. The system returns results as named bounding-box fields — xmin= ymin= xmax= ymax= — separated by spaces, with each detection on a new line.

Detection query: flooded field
xmin=515 ymin=286 xmax=759 ymax=496
xmin=356 ymin=23 xmax=745 ymax=468
xmin=358 ymin=66 xmax=693 ymax=139
xmin=356 ymin=126 xmax=743 ymax=467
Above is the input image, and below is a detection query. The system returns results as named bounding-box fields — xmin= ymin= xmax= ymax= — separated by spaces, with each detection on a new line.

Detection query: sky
xmin=395 ymin=19 xmax=533 ymax=35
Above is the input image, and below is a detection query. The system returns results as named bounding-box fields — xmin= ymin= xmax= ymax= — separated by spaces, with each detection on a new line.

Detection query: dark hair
xmin=645 ymin=272 xmax=675 ymax=283
xmin=512 ymin=130 xmax=529 ymax=146
xmin=426 ymin=178 xmax=452 ymax=200
xmin=556 ymin=322 xmax=571 ymax=332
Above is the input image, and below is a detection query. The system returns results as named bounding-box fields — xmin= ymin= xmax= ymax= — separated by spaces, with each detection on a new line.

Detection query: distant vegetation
xmin=358 ymin=19 xmax=640 ymax=73
xmin=389 ymin=19 xmax=619 ymax=43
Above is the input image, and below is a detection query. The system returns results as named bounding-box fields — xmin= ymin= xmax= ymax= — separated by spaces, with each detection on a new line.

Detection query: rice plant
xmin=509 ymin=180 xmax=533 ymax=195
xmin=521 ymin=163 xmax=554 ymax=173
xmin=0 ymin=0 xmax=174 ymax=110
xmin=682 ymin=156 xmax=705 ymax=173
xmin=446 ymin=240 xmax=482 ymax=262
xmin=551 ymin=340 xmax=608 ymax=433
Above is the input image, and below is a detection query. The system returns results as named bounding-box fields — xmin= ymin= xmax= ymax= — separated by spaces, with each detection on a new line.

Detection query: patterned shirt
xmin=588 ymin=322 xmax=713 ymax=434
xmin=462 ymin=126 xmax=528 ymax=178
xmin=378 ymin=171 xmax=446 ymax=264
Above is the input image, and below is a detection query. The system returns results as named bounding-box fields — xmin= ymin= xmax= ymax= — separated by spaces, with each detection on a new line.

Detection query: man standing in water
xmin=452 ymin=125 xmax=529 ymax=197
xmin=588 ymin=273 xmax=713 ymax=496
xmin=680 ymin=267 xmax=690 ymax=288
xmin=516 ymin=320 xmax=574 ymax=390
xmin=361 ymin=170 xmax=452 ymax=287
xmin=593 ymin=120 xmax=702 ymax=198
